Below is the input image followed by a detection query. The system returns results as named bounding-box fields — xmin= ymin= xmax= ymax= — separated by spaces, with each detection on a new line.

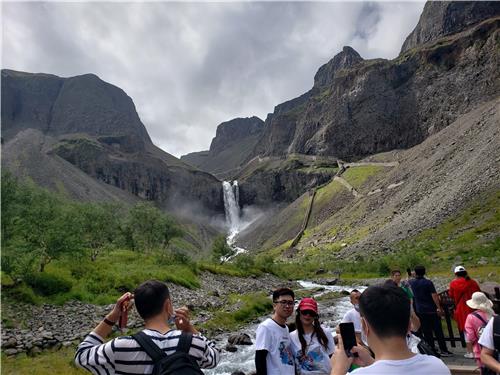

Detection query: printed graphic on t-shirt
xmin=279 ymin=341 xmax=294 ymax=366
xmin=297 ymin=348 xmax=325 ymax=371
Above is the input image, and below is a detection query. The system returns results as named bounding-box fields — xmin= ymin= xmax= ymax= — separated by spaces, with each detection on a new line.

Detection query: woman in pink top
xmin=464 ymin=292 xmax=495 ymax=368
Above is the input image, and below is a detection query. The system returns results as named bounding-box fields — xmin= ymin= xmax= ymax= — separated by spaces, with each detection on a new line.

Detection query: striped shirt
xmin=75 ymin=329 xmax=220 ymax=375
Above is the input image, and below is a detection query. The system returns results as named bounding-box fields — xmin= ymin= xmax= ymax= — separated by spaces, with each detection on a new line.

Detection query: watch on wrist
xmin=103 ymin=317 xmax=117 ymax=326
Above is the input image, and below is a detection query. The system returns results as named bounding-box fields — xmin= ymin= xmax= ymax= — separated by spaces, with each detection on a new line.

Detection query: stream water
xmin=204 ymin=280 xmax=365 ymax=375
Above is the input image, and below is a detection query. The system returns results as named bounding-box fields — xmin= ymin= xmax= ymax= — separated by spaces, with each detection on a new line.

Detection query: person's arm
xmin=75 ymin=292 xmax=131 ymax=372
xmin=410 ymin=308 xmax=421 ymax=331
xmin=431 ymin=293 xmax=443 ymax=316
xmin=255 ymin=349 xmax=268 ymax=375
xmin=481 ymin=347 xmax=500 ymax=373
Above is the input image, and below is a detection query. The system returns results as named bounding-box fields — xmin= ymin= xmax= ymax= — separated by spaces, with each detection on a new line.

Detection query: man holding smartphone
xmin=255 ymin=287 xmax=296 ymax=375
xmin=330 ymin=284 xmax=450 ymax=375
xmin=75 ymin=280 xmax=220 ymax=374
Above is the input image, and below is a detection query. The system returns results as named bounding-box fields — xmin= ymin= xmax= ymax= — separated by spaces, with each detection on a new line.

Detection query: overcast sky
xmin=2 ymin=1 xmax=425 ymax=157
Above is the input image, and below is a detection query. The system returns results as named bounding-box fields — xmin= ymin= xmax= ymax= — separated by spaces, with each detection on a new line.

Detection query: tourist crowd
xmin=74 ymin=265 xmax=499 ymax=375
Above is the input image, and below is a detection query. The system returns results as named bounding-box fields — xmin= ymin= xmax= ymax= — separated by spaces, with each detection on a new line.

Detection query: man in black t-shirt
xmin=409 ymin=265 xmax=453 ymax=357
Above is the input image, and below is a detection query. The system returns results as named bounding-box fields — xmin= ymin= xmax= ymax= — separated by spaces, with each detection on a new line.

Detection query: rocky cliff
xmin=254 ymin=13 xmax=499 ymax=160
xmin=181 ymin=116 xmax=264 ymax=179
xmin=183 ymin=2 xmax=499 ymax=209
xmin=1 ymin=69 xmax=223 ymax=214
xmin=401 ymin=1 xmax=500 ymax=53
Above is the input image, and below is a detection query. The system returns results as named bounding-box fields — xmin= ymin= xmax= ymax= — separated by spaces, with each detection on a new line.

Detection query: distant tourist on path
xmin=75 ymin=280 xmax=220 ymax=374
xmin=330 ymin=284 xmax=450 ymax=375
xmin=479 ymin=314 xmax=500 ymax=375
xmin=448 ymin=265 xmax=481 ymax=358
xmin=464 ymin=292 xmax=495 ymax=367
xmin=341 ymin=290 xmax=364 ymax=345
xmin=255 ymin=287 xmax=296 ymax=375
xmin=291 ymin=297 xmax=335 ymax=374
xmin=409 ymin=265 xmax=453 ymax=357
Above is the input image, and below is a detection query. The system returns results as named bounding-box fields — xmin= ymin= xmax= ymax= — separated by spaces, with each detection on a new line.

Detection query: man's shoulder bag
xmin=133 ymin=331 xmax=204 ymax=375
xmin=481 ymin=315 xmax=500 ymax=375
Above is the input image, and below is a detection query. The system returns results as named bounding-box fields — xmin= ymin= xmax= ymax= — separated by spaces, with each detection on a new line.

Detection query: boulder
xmin=228 ymin=333 xmax=253 ymax=346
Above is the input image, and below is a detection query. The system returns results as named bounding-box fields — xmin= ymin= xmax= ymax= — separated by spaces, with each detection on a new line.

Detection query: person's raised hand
xmin=108 ymin=292 xmax=133 ymax=322
xmin=174 ymin=306 xmax=197 ymax=334
xmin=351 ymin=345 xmax=374 ymax=367
xmin=330 ymin=335 xmax=353 ymax=375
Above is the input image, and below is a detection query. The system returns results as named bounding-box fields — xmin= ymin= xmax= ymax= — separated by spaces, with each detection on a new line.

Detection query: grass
xmin=1 ymin=347 xmax=85 ymax=375
xmin=202 ymin=292 xmax=273 ymax=334
xmin=342 ymin=165 xmax=385 ymax=189
xmin=2 ymin=248 xmax=200 ymax=307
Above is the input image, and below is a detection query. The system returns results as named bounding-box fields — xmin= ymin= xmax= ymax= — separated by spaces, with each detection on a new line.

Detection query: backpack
xmin=472 ymin=312 xmax=488 ymax=338
xmin=480 ymin=315 xmax=500 ymax=375
xmin=133 ymin=331 xmax=204 ymax=375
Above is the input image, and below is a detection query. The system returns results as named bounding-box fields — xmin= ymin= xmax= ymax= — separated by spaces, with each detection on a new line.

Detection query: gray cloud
xmin=2 ymin=1 xmax=425 ymax=157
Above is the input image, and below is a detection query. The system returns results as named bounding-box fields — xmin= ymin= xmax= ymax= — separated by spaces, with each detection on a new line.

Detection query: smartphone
xmin=339 ymin=322 xmax=357 ymax=357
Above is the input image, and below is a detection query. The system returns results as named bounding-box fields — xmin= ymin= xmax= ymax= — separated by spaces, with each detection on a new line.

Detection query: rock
xmin=62 ymin=341 xmax=73 ymax=348
xmin=4 ymin=348 xmax=18 ymax=356
xmin=228 ymin=333 xmax=253 ymax=346
xmin=231 ymin=372 xmax=246 ymax=375
xmin=225 ymin=344 xmax=238 ymax=353
xmin=28 ymin=347 xmax=42 ymax=357
xmin=4 ymin=337 xmax=17 ymax=348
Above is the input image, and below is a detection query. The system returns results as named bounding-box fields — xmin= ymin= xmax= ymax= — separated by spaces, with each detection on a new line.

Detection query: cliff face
xmin=253 ymin=13 xmax=499 ymax=161
xmin=1 ymin=70 xmax=223 ymax=213
xmin=401 ymin=1 xmax=500 ymax=53
xmin=181 ymin=116 xmax=264 ymax=178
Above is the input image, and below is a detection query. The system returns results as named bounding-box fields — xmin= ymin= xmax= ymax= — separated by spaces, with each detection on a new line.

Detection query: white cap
xmin=454 ymin=265 xmax=466 ymax=273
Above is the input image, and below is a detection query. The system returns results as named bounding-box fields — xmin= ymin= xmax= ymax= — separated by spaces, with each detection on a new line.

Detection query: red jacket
xmin=448 ymin=277 xmax=481 ymax=331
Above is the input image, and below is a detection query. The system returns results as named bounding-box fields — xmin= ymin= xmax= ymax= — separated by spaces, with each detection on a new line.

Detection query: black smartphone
xmin=339 ymin=322 xmax=357 ymax=357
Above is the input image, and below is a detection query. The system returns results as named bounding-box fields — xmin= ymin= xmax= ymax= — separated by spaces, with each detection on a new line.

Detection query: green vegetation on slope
xmin=342 ymin=165 xmax=385 ymax=189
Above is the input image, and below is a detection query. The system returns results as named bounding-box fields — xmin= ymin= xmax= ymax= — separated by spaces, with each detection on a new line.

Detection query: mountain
xmin=1 ymin=69 xmax=224 ymax=215
xmin=182 ymin=2 xmax=499 ymax=210
xmin=181 ymin=116 xmax=264 ymax=179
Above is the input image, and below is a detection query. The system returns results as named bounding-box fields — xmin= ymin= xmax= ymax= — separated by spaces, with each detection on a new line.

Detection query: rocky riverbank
xmin=1 ymin=272 xmax=297 ymax=356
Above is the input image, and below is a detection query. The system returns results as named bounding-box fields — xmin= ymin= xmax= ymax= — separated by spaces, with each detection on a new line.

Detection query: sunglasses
xmin=300 ymin=310 xmax=317 ymax=317
xmin=274 ymin=300 xmax=295 ymax=307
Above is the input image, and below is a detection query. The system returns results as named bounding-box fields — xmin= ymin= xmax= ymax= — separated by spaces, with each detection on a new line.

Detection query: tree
xmin=79 ymin=202 xmax=122 ymax=261
xmin=211 ymin=235 xmax=234 ymax=263
xmin=126 ymin=202 xmax=183 ymax=252
xmin=14 ymin=184 xmax=83 ymax=272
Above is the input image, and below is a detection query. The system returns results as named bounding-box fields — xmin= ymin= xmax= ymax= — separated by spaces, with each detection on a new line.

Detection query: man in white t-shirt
xmin=479 ymin=315 xmax=500 ymax=374
xmin=330 ymin=284 xmax=450 ymax=375
xmin=255 ymin=287 xmax=296 ymax=375
xmin=341 ymin=289 xmax=363 ymax=344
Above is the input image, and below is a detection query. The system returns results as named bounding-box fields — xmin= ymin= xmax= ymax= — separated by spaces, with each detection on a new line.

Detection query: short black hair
xmin=359 ymin=284 xmax=410 ymax=339
xmin=273 ymin=287 xmax=294 ymax=301
xmin=414 ymin=265 xmax=426 ymax=277
xmin=391 ymin=269 xmax=401 ymax=276
xmin=456 ymin=270 xmax=468 ymax=278
xmin=134 ymin=280 xmax=170 ymax=320
xmin=406 ymin=268 xmax=412 ymax=276
xmin=351 ymin=289 xmax=360 ymax=294
xmin=384 ymin=279 xmax=398 ymax=287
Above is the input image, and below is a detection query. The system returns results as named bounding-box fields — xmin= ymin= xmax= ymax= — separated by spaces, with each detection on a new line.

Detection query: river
xmin=204 ymin=280 xmax=364 ymax=375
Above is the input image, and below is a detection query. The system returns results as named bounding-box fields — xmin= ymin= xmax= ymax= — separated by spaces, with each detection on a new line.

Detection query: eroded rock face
xmin=1 ymin=69 xmax=224 ymax=213
xmin=253 ymin=14 xmax=500 ymax=161
xmin=401 ymin=1 xmax=500 ymax=53
xmin=181 ymin=117 xmax=264 ymax=178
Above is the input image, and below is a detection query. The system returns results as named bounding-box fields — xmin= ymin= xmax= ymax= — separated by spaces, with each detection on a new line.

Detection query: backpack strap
xmin=472 ymin=312 xmax=488 ymax=326
xmin=493 ymin=315 xmax=500 ymax=352
xmin=177 ymin=331 xmax=193 ymax=354
xmin=133 ymin=331 xmax=167 ymax=363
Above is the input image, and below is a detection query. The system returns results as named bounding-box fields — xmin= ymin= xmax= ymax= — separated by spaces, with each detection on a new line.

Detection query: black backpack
xmin=133 ymin=331 xmax=204 ymax=375
xmin=481 ymin=315 xmax=500 ymax=375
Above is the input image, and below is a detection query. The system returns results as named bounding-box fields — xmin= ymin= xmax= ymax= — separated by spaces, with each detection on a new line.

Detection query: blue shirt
xmin=409 ymin=277 xmax=437 ymax=314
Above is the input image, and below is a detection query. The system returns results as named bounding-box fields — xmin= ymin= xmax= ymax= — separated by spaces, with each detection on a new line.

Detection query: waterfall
xmin=222 ymin=180 xmax=241 ymax=244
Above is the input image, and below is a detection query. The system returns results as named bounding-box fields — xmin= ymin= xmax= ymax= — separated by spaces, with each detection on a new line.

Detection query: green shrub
xmin=10 ymin=283 xmax=40 ymax=304
xmin=25 ymin=272 xmax=73 ymax=296
xmin=233 ymin=254 xmax=255 ymax=271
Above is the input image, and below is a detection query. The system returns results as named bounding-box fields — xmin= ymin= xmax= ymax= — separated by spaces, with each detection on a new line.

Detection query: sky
xmin=2 ymin=1 xmax=425 ymax=157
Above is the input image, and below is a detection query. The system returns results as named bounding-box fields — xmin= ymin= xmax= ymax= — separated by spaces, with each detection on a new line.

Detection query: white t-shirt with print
xmin=255 ymin=318 xmax=295 ymax=375
xmin=478 ymin=316 xmax=497 ymax=350
xmin=290 ymin=325 xmax=335 ymax=375
xmin=352 ymin=353 xmax=450 ymax=374
xmin=341 ymin=308 xmax=362 ymax=333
